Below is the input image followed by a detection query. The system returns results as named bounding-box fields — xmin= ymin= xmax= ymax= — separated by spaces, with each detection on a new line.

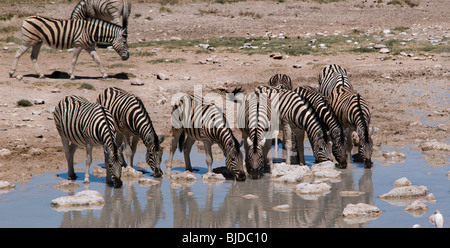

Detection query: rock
xmin=242 ymin=194 xmax=259 ymax=199
xmin=28 ymin=148 xmax=45 ymax=156
xmin=379 ymin=48 xmax=390 ymax=54
xmin=138 ymin=178 xmax=161 ymax=186
xmin=383 ymin=150 xmax=406 ymax=161
xmin=311 ymin=161 xmax=341 ymax=179
xmin=130 ymin=78 xmax=145 ymax=86
xmin=293 ymin=64 xmax=302 ymax=69
xmin=122 ymin=166 xmax=143 ymax=178
xmin=270 ymin=53 xmax=283 ymax=59
xmin=343 ymin=203 xmax=382 ymax=218
xmin=93 ymin=166 xmax=106 ymax=177
xmin=295 ymin=182 xmax=331 ymax=194
xmin=51 ymin=190 xmax=105 ymax=209
xmin=379 ymin=185 xmax=429 ymax=199
xmin=0 ymin=148 xmax=12 ymax=158
xmin=403 ymin=200 xmax=428 ymax=212
xmin=156 ymin=73 xmax=169 ymax=80
xmin=33 ymin=99 xmax=45 ymax=105
xmin=53 ymin=180 xmax=79 ymax=190
xmin=393 ymin=177 xmax=412 ymax=187
xmin=0 ymin=180 xmax=15 ymax=190
xmin=420 ymin=140 xmax=450 ymax=152
xmin=272 ymin=204 xmax=290 ymax=211
xmin=426 ymin=193 xmax=437 ymax=203
xmin=202 ymin=172 xmax=225 ymax=181
xmin=170 ymin=171 xmax=197 ymax=181
xmin=50 ymin=88 xmax=61 ymax=93
xmin=374 ymin=44 xmax=387 ymax=49
xmin=271 ymin=163 xmax=312 ymax=183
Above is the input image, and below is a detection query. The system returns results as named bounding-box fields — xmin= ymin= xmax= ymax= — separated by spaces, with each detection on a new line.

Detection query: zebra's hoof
xmin=8 ymin=71 xmax=14 ymax=78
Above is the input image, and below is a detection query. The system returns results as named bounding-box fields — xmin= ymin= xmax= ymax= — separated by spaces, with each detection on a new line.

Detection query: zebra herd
xmin=6 ymin=1 xmax=373 ymax=187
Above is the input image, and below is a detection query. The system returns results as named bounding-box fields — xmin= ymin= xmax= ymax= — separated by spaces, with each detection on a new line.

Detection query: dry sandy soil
xmin=0 ymin=0 xmax=448 ymax=184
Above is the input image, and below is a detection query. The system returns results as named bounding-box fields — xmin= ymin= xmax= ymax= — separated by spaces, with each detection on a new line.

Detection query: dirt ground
xmin=0 ymin=0 xmax=448 ymax=184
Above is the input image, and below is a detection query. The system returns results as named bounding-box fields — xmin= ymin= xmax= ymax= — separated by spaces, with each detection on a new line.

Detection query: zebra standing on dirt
xmin=53 ymin=95 xmax=124 ymax=188
xmin=235 ymin=89 xmax=273 ymax=179
xmin=97 ymin=87 xmax=165 ymax=177
xmin=294 ymin=86 xmax=349 ymax=168
xmin=318 ymin=64 xmax=352 ymax=98
xmin=71 ymin=0 xmax=131 ymax=31
xmin=9 ymin=16 xmax=129 ymax=80
xmin=168 ymin=93 xmax=246 ymax=181
xmin=328 ymin=87 xmax=373 ymax=168
xmin=256 ymin=85 xmax=332 ymax=165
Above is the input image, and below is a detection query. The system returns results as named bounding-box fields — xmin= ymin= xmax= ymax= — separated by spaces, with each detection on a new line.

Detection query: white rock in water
xmin=420 ymin=141 xmax=450 ymax=152
xmin=271 ymin=163 xmax=311 ymax=183
xmin=295 ymin=182 xmax=331 ymax=194
xmin=51 ymin=190 xmax=104 ymax=208
xmin=0 ymin=180 xmax=15 ymax=190
xmin=170 ymin=171 xmax=197 ymax=181
xmin=343 ymin=203 xmax=382 ymax=217
xmin=202 ymin=172 xmax=225 ymax=181
xmin=122 ymin=166 xmax=143 ymax=178
xmin=379 ymin=185 xmax=429 ymax=199
xmin=53 ymin=180 xmax=79 ymax=190
xmin=403 ymin=200 xmax=428 ymax=212
xmin=311 ymin=161 xmax=340 ymax=179
xmin=138 ymin=178 xmax=161 ymax=186
xmin=393 ymin=177 xmax=412 ymax=187
xmin=383 ymin=150 xmax=406 ymax=161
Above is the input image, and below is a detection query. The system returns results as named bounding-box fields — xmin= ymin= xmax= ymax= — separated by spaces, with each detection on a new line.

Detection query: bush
xmin=17 ymin=99 xmax=33 ymax=107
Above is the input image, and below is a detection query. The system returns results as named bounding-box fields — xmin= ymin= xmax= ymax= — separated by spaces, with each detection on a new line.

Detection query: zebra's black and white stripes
xmin=294 ymin=86 xmax=349 ymax=168
xmin=328 ymin=87 xmax=373 ymax=168
xmin=53 ymin=95 xmax=124 ymax=187
xmin=268 ymin=74 xmax=293 ymax=90
xmin=97 ymin=87 xmax=165 ymax=177
xmin=71 ymin=0 xmax=131 ymax=32
xmin=9 ymin=15 xmax=129 ymax=80
xmin=169 ymin=93 xmax=246 ymax=181
xmin=318 ymin=64 xmax=352 ymax=98
xmin=255 ymin=85 xmax=332 ymax=165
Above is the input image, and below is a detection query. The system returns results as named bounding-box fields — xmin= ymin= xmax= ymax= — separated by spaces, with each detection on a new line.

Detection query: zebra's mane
xmin=356 ymin=93 xmax=369 ymax=142
xmin=134 ymin=96 xmax=160 ymax=151
xmin=99 ymin=106 xmax=118 ymax=155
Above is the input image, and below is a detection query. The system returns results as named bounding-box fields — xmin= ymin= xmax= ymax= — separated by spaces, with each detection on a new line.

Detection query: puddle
xmin=0 ymin=144 xmax=448 ymax=228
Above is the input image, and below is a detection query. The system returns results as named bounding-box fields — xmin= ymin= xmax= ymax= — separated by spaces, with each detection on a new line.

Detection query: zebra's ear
xmin=246 ymin=137 xmax=253 ymax=147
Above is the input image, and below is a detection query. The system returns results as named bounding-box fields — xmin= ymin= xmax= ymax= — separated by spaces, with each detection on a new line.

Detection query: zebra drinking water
xmin=9 ymin=16 xmax=129 ymax=80
xmin=168 ymin=93 xmax=246 ymax=181
xmin=53 ymin=95 xmax=124 ymax=188
xmin=97 ymin=87 xmax=165 ymax=177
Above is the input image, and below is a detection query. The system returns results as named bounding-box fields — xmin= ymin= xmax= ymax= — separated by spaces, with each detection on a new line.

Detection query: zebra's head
xmin=225 ymin=137 xmax=246 ymax=181
xmin=330 ymin=128 xmax=349 ymax=169
xmin=313 ymin=130 xmax=333 ymax=163
xmin=357 ymin=125 xmax=373 ymax=168
xmin=106 ymin=145 xmax=125 ymax=188
xmin=144 ymin=133 xmax=165 ymax=178
xmin=112 ymin=28 xmax=129 ymax=61
xmin=246 ymin=137 xmax=266 ymax=179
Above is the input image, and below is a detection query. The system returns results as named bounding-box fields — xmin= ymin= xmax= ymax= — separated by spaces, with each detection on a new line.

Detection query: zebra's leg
xmin=242 ymin=132 xmax=249 ymax=171
xmin=69 ymin=47 xmax=83 ymax=80
xmin=84 ymin=143 xmax=93 ymax=184
xmin=294 ymin=129 xmax=306 ymax=165
xmin=61 ymin=136 xmax=78 ymax=180
xmin=9 ymin=44 xmax=31 ymax=78
xmin=273 ymin=130 xmax=279 ymax=159
xmin=203 ymin=141 xmax=213 ymax=174
xmin=30 ymin=41 xmax=44 ymax=79
xmin=281 ymin=121 xmax=292 ymax=165
xmin=85 ymin=47 xmax=108 ymax=79
xmin=129 ymin=135 xmax=139 ymax=168
xmin=168 ymin=128 xmax=183 ymax=175
xmin=120 ymin=132 xmax=133 ymax=167
xmin=183 ymin=137 xmax=196 ymax=172
xmin=115 ymin=133 xmax=127 ymax=167
xmin=263 ymin=137 xmax=273 ymax=173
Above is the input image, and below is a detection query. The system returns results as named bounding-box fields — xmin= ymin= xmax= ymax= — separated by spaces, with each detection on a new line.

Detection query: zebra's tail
xmin=122 ymin=0 xmax=131 ymax=32
xmin=178 ymin=130 xmax=185 ymax=153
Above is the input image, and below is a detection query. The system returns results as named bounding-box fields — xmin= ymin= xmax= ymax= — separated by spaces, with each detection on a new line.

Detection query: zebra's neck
xmin=71 ymin=0 xmax=87 ymax=20
xmin=85 ymin=18 xmax=121 ymax=44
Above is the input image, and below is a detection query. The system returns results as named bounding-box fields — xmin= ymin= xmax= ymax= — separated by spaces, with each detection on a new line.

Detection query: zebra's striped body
xmin=53 ymin=95 xmax=124 ymax=187
xmin=268 ymin=74 xmax=293 ymax=90
xmin=97 ymin=87 xmax=165 ymax=177
xmin=237 ymin=91 xmax=273 ymax=179
xmin=71 ymin=0 xmax=131 ymax=31
xmin=9 ymin=15 xmax=129 ymax=80
xmin=256 ymin=86 xmax=332 ymax=165
xmin=294 ymin=86 xmax=348 ymax=168
xmin=318 ymin=64 xmax=352 ymax=98
xmin=328 ymin=87 xmax=373 ymax=168
xmin=169 ymin=94 xmax=246 ymax=181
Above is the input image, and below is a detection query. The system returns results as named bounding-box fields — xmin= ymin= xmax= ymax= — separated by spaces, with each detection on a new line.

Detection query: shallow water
xmin=0 ymin=144 xmax=448 ymax=228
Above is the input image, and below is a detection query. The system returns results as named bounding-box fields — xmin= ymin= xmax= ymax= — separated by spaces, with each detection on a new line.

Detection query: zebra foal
xmin=328 ymin=87 xmax=373 ymax=168
xmin=318 ymin=64 xmax=352 ymax=98
xmin=9 ymin=16 xmax=129 ymax=80
xmin=53 ymin=95 xmax=124 ymax=187
xmin=97 ymin=87 xmax=165 ymax=177
xmin=71 ymin=0 xmax=131 ymax=31
xmin=168 ymin=93 xmax=246 ymax=181
xmin=294 ymin=86 xmax=348 ymax=168
xmin=255 ymin=86 xmax=332 ymax=165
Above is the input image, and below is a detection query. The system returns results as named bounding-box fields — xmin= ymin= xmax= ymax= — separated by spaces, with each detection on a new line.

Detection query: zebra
xmin=293 ymin=86 xmax=349 ymax=168
xmin=9 ymin=15 xmax=129 ymax=80
xmin=97 ymin=87 xmax=165 ymax=178
xmin=328 ymin=87 xmax=373 ymax=168
xmin=235 ymin=89 xmax=273 ymax=179
xmin=53 ymin=95 xmax=124 ymax=188
xmin=268 ymin=74 xmax=293 ymax=90
xmin=318 ymin=64 xmax=352 ymax=98
xmin=255 ymin=85 xmax=332 ymax=165
xmin=168 ymin=93 xmax=246 ymax=181
xmin=71 ymin=0 xmax=131 ymax=32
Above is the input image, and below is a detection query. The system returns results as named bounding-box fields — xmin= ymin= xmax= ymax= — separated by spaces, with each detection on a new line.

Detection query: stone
xmin=130 ymin=79 xmax=144 ymax=86
xmin=28 ymin=148 xmax=45 ymax=156
xmin=156 ymin=73 xmax=169 ymax=80
xmin=51 ymin=190 xmax=105 ymax=208
xmin=295 ymin=182 xmax=331 ymax=194
xmin=138 ymin=178 xmax=161 ymax=186
xmin=271 ymin=163 xmax=312 ymax=183
xmin=0 ymin=180 xmax=15 ymax=190
xmin=170 ymin=171 xmax=197 ymax=181
xmin=53 ymin=180 xmax=79 ymax=190
xmin=0 ymin=148 xmax=11 ymax=157
xmin=33 ymin=99 xmax=45 ymax=105
xmin=50 ymin=88 xmax=61 ymax=93
xmin=379 ymin=48 xmax=390 ymax=54
xmin=293 ymin=64 xmax=302 ymax=69
xmin=383 ymin=150 xmax=406 ymax=161
xmin=202 ymin=172 xmax=225 ymax=181
xmin=379 ymin=185 xmax=429 ymax=199
xmin=403 ymin=200 xmax=428 ymax=212
xmin=242 ymin=194 xmax=259 ymax=199
xmin=122 ymin=166 xmax=143 ymax=178
xmin=393 ymin=177 xmax=412 ymax=187
xmin=420 ymin=140 xmax=450 ymax=152
xmin=343 ymin=203 xmax=382 ymax=217
xmin=374 ymin=44 xmax=387 ymax=49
